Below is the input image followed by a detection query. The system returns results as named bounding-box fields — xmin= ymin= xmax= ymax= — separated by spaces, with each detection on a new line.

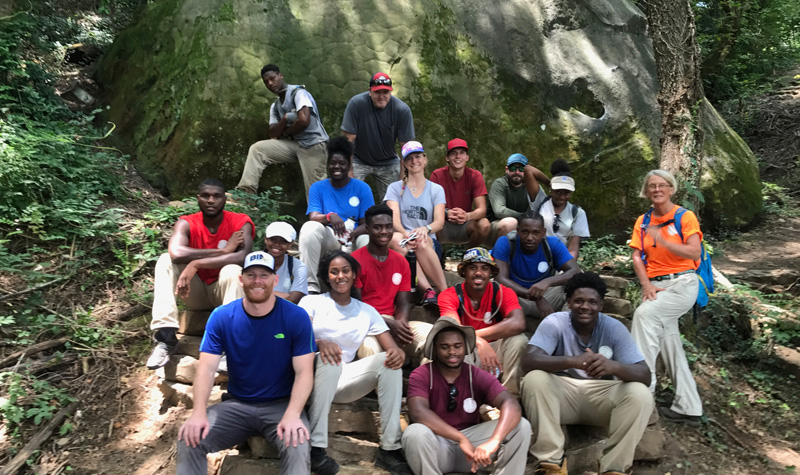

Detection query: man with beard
xmin=146 ymin=179 xmax=255 ymax=370
xmin=486 ymin=153 xmax=551 ymax=245
xmin=237 ymin=64 xmax=329 ymax=200
xmin=352 ymin=204 xmax=432 ymax=365
xmin=437 ymin=248 xmax=528 ymax=395
xmin=520 ymin=272 xmax=652 ymax=475
xmin=177 ymin=251 xmax=316 ymax=475
xmin=402 ymin=317 xmax=530 ymax=474
xmin=342 ymin=72 xmax=415 ymax=200
xmin=263 ymin=221 xmax=308 ymax=304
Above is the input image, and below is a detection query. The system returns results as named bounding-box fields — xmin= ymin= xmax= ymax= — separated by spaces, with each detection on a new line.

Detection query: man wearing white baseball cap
xmin=264 ymin=221 xmax=308 ymax=304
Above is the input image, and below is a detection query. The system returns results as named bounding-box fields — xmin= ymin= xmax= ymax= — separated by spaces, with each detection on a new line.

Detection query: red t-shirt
xmin=352 ymin=247 xmax=411 ymax=315
xmin=407 ymin=363 xmax=506 ymax=431
xmin=629 ymin=206 xmax=703 ymax=279
xmin=438 ymin=283 xmax=521 ymax=334
xmin=179 ymin=211 xmax=255 ymax=284
xmin=430 ymin=167 xmax=488 ymax=212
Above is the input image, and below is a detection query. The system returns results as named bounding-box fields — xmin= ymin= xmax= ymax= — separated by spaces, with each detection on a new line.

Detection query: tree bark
xmin=643 ymin=0 xmax=706 ymax=207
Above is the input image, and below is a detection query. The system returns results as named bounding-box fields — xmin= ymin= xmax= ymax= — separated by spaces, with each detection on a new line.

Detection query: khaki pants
xmin=150 ymin=253 xmax=243 ymax=330
xmin=307 ymin=352 xmax=403 ymax=450
xmin=465 ymin=334 xmax=528 ymax=395
xmin=402 ymin=418 xmax=531 ymax=475
xmin=520 ymin=370 xmax=653 ymax=473
xmin=631 ymin=273 xmax=703 ymax=416
xmin=357 ymin=316 xmax=432 ymax=367
xmin=517 ymin=286 xmax=566 ymax=334
xmin=298 ymin=222 xmax=344 ymax=293
xmin=237 ymin=139 xmax=327 ymax=200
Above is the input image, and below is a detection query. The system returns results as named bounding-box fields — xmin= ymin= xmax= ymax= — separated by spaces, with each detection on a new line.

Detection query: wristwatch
xmin=425 ymin=224 xmax=432 ymax=234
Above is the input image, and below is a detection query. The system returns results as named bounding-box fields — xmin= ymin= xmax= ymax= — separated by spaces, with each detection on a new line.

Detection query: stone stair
xmin=157 ymin=278 xmax=669 ymax=474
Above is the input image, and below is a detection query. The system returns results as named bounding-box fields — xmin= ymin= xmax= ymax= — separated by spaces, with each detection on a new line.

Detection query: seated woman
xmin=630 ymin=169 xmax=704 ymax=426
xmin=299 ymin=251 xmax=412 ymax=475
xmin=537 ymin=159 xmax=590 ymax=259
xmin=384 ymin=141 xmax=449 ymax=307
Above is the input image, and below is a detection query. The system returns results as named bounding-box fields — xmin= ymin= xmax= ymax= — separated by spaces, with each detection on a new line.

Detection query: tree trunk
xmin=642 ymin=0 xmax=706 ymax=208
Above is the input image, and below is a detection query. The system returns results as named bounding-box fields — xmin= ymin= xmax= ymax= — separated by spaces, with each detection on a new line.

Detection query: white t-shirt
xmin=298 ymin=294 xmax=388 ymax=363
xmin=274 ymin=256 xmax=309 ymax=295
xmin=539 ymin=199 xmax=590 ymax=245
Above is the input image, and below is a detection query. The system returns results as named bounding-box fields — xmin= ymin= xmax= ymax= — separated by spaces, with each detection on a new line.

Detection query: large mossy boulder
xmin=98 ymin=0 xmax=761 ymax=233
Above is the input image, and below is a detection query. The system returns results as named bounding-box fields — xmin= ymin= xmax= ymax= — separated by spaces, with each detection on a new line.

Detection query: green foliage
xmin=578 ymin=234 xmax=634 ymax=276
xmin=696 ymin=0 xmax=800 ymax=102
xmin=225 ymin=188 xmax=295 ymax=242
xmin=0 ymin=372 xmax=75 ymax=439
xmin=761 ymin=182 xmax=800 ymax=217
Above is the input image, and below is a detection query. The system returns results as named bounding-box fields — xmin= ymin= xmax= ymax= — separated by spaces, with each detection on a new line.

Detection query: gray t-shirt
xmin=274 ymin=255 xmax=309 ymax=295
xmin=384 ymin=180 xmax=446 ymax=233
xmin=340 ymin=92 xmax=415 ymax=166
xmin=269 ymin=84 xmax=329 ymax=148
xmin=529 ymin=311 xmax=644 ymax=380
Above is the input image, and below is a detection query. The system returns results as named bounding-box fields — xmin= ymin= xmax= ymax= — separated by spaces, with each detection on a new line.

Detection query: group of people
xmin=151 ymin=64 xmax=708 ymax=475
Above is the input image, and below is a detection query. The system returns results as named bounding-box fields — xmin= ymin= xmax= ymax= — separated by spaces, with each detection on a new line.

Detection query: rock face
xmin=99 ymin=0 xmax=761 ymax=232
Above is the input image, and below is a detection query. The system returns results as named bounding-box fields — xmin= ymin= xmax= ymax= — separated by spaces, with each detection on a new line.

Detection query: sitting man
xmin=264 ymin=221 xmax=308 ymax=304
xmin=486 ymin=153 xmax=551 ymax=245
xmin=176 ymin=251 xmax=316 ymax=475
xmin=146 ymin=178 xmax=254 ymax=370
xmin=352 ymin=204 xmax=432 ymax=365
xmin=237 ymin=64 xmax=329 ymax=200
xmin=520 ymin=272 xmax=653 ymax=475
xmin=438 ymin=248 xmax=527 ymax=395
xmin=430 ymin=139 xmax=491 ymax=246
xmin=402 ymin=317 xmax=531 ymax=475
xmin=298 ymin=136 xmax=374 ymax=293
xmin=493 ymin=210 xmax=580 ymax=333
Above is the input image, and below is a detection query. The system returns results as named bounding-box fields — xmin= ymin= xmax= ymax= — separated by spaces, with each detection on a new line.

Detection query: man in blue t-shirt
xmin=298 ymin=137 xmax=375 ymax=293
xmin=176 ymin=251 xmax=317 ymax=475
xmin=519 ymin=273 xmax=653 ymax=475
xmin=492 ymin=210 xmax=580 ymax=332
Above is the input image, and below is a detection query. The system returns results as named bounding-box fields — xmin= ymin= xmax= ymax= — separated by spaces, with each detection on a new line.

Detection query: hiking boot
xmin=534 ymin=457 xmax=567 ymax=475
xmin=658 ymin=407 xmax=701 ymax=427
xmin=374 ymin=448 xmax=412 ymax=475
xmin=421 ymin=288 xmax=438 ymax=308
xmin=146 ymin=341 xmax=176 ymax=369
xmin=310 ymin=447 xmax=339 ymax=475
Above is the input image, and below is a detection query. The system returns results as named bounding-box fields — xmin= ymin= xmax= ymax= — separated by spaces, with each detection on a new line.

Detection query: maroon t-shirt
xmin=430 ymin=167 xmax=488 ymax=212
xmin=407 ymin=363 xmax=505 ymax=431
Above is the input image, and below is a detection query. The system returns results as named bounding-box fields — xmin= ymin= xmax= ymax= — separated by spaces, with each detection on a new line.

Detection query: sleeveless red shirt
xmin=178 ymin=211 xmax=255 ymax=284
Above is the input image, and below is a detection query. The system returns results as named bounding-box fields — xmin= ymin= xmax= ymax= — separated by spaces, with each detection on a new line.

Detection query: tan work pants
xmin=150 ymin=253 xmax=243 ymax=330
xmin=466 ymin=334 xmax=529 ymax=396
xmin=520 ymin=370 xmax=653 ymax=473
xmin=357 ymin=315 xmax=432 ymax=367
xmin=237 ymin=139 xmax=327 ymax=200
xmin=517 ymin=285 xmax=566 ymax=333
xmin=631 ymin=273 xmax=703 ymax=416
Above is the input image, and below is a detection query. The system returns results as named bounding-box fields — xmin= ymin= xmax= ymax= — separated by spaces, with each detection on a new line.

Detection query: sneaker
xmin=534 ymin=457 xmax=567 ymax=475
xmin=421 ymin=288 xmax=438 ymax=308
xmin=374 ymin=448 xmax=412 ymax=475
xmin=658 ymin=406 xmax=701 ymax=427
xmin=310 ymin=447 xmax=339 ymax=475
xmin=146 ymin=341 xmax=176 ymax=369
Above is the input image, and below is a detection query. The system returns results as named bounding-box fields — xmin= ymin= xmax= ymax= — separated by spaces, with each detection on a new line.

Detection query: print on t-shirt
xmin=404 ymin=205 xmax=428 ymax=221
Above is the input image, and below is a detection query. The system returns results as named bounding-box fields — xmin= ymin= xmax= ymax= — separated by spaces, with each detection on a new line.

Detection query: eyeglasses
xmin=370 ymin=77 xmax=392 ymax=88
xmin=508 ymin=164 xmax=525 ymax=172
xmin=447 ymin=383 xmax=458 ymax=412
xmin=552 ymin=214 xmax=561 ymax=233
xmin=647 ymin=183 xmax=672 ymax=191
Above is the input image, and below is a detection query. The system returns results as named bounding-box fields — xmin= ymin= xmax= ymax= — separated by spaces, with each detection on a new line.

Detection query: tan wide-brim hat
xmin=423 ymin=316 xmax=477 ymax=360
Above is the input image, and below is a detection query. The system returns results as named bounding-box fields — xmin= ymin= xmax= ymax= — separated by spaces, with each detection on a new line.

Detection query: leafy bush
xmin=578 ymin=234 xmax=634 ymax=276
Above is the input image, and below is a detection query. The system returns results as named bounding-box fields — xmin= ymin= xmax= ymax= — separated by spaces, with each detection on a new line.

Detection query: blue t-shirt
xmin=492 ymin=235 xmax=572 ymax=287
xmin=306 ymin=178 xmax=375 ymax=221
xmin=200 ymin=298 xmax=317 ymax=402
xmin=529 ymin=311 xmax=645 ymax=380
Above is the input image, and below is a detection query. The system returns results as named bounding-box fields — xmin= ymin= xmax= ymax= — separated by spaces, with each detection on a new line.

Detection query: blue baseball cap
xmin=507 ymin=153 xmax=528 ymax=167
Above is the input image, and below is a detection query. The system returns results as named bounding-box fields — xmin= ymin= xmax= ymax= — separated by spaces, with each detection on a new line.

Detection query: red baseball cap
xmin=370 ymin=72 xmax=393 ymax=91
xmin=447 ymin=138 xmax=469 ymax=152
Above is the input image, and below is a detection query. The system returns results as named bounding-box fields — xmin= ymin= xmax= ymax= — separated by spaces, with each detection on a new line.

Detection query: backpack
xmin=454 ymin=282 xmax=503 ymax=324
xmin=273 ymin=85 xmax=306 ymax=119
xmin=639 ymin=207 xmax=714 ymax=308
xmin=287 ymin=255 xmax=295 ymax=285
xmin=504 ymin=231 xmax=556 ymax=285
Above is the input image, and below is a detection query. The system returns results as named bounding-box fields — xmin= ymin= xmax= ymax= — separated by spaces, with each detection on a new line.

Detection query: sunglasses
xmin=508 ymin=164 xmax=525 ymax=172
xmin=552 ymin=214 xmax=561 ymax=233
xmin=370 ymin=77 xmax=392 ymax=88
xmin=447 ymin=383 xmax=458 ymax=412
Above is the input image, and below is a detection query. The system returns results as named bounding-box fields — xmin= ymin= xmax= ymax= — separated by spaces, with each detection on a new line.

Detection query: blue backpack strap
xmin=639 ymin=208 xmax=654 ymax=266
xmin=673 ymin=207 xmax=686 ymax=242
